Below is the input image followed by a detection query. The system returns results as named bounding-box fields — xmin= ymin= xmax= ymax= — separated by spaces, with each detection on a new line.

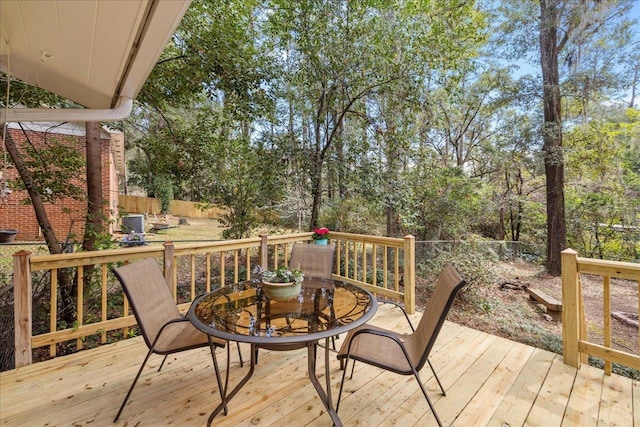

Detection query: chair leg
xmin=236 ymin=342 xmax=244 ymax=367
xmin=208 ymin=337 xmax=230 ymax=416
xmin=157 ymin=354 xmax=169 ymax=372
xmin=413 ymin=370 xmax=443 ymax=427
xmin=336 ymin=358 xmax=351 ymax=412
xmin=427 ymin=358 xmax=446 ymax=396
xmin=114 ymin=348 xmax=154 ymax=422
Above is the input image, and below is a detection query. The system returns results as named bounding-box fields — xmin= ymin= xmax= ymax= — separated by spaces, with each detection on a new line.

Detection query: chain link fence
xmin=415 ymin=240 xmax=543 ymax=264
xmin=0 ymin=284 xmax=15 ymax=371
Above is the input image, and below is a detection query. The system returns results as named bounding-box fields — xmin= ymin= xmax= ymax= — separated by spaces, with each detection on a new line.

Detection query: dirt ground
xmin=455 ymin=259 xmax=639 ymax=359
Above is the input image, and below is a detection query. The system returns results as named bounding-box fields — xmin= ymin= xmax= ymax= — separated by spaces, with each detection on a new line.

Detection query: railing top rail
xmin=28 ymin=246 xmax=166 ymax=271
xmin=576 ymin=256 xmax=640 ymax=281
xmin=329 ymin=231 xmax=405 ymax=247
xmin=172 ymin=237 xmax=262 ymax=255
xmin=23 ymin=232 xmax=409 ymax=272
xmin=265 ymin=233 xmax=312 ymax=244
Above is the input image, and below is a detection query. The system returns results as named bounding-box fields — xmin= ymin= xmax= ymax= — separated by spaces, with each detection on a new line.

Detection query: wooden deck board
xmin=599 ymin=370 xmax=633 ymax=427
xmin=487 ymin=348 xmax=556 ymax=426
xmin=1 ymin=304 xmax=636 ymax=427
xmin=563 ymin=364 xmax=604 ymax=425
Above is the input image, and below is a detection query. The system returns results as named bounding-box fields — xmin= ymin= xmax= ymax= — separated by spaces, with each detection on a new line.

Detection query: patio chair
xmin=253 ymin=243 xmax=337 ymax=362
xmin=289 ymin=242 xmax=336 ymax=279
xmin=336 ymin=264 xmax=467 ymax=427
xmin=112 ymin=259 xmax=230 ymax=423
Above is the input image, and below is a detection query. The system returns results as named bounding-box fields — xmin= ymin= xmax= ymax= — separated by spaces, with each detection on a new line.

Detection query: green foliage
xmin=319 ymin=196 xmax=385 ymax=236
xmin=9 ymin=133 xmax=85 ymax=204
xmin=416 ymin=242 xmax=497 ymax=311
xmin=403 ymin=165 xmax=483 ymax=240
xmin=564 ymin=108 xmax=640 ymax=260
xmin=151 ymin=175 xmax=174 ymax=214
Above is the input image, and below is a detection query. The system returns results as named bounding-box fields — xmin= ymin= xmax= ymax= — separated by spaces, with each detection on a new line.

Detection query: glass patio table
xmin=188 ymin=277 xmax=377 ymax=427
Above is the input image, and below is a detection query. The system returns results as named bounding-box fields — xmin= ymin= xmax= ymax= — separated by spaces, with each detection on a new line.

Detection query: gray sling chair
xmin=252 ymin=242 xmax=338 ymax=363
xmin=288 ymin=242 xmax=336 ymax=279
xmin=289 ymin=242 xmax=339 ymax=348
xmin=336 ymin=264 xmax=467 ymax=427
xmin=112 ymin=258 xmax=237 ymax=422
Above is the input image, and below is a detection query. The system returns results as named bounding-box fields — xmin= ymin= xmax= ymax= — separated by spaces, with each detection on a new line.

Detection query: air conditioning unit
xmin=122 ymin=215 xmax=145 ymax=233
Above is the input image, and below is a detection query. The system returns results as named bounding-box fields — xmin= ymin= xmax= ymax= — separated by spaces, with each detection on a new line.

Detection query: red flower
xmin=312 ymin=227 xmax=330 ymax=240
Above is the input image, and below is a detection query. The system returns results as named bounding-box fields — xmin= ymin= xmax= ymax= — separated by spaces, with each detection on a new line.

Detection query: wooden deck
xmin=1 ymin=304 xmax=637 ymax=426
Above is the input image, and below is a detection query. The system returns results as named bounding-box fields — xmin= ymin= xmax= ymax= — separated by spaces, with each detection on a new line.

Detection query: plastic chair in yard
xmin=112 ymin=258 xmax=234 ymax=422
xmin=336 ymin=264 xmax=467 ymax=427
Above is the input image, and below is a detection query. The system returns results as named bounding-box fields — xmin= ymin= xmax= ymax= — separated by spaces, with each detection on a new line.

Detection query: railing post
xmin=259 ymin=234 xmax=268 ymax=269
xmin=14 ymin=250 xmax=32 ymax=367
xmin=403 ymin=235 xmax=416 ymax=314
xmin=163 ymin=242 xmax=176 ymax=296
xmin=562 ymin=248 xmax=580 ymax=368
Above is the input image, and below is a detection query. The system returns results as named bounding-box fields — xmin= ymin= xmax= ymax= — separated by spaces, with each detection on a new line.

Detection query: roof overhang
xmin=0 ymin=0 xmax=191 ymax=124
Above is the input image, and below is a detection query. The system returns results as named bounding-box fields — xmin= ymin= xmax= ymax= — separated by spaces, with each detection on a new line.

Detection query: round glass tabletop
xmin=188 ymin=278 xmax=377 ymax=345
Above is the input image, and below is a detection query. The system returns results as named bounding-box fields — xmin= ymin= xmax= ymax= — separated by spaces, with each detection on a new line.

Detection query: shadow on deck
xmin=1 ymin=304 xmax=637 ymax=426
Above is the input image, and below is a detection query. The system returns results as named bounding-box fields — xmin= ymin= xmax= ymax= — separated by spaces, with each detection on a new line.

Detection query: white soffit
xmin=0 ymin=0 xmax=191 ymax=110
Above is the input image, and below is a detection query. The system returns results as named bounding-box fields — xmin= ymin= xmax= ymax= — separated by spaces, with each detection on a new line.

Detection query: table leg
xmin=307 ymin=339 xmax=342 ymax=427
xmin=207 ymin=343 xmax=256 ymax=427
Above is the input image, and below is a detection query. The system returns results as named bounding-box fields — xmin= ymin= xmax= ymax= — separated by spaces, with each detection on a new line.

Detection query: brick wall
xmin=0 ymin=124 xmax=115 ymax=243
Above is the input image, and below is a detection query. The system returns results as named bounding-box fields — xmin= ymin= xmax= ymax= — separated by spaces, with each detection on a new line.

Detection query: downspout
xmin=0 ymin=96 xmax=133 ymax=125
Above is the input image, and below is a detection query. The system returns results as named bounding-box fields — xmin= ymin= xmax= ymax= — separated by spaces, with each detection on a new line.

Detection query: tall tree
xmin=265 ymin=0 xmax=485 ymax=230
xmin=539 ymin=0 xmax=566 ymax=275
xmin=538 ymin=0 xmax=634 ymax=274
xmin=82 ymin=122 xmax=103 ymax=252
xmin=494 ymin=0 xmax=634 ymax=273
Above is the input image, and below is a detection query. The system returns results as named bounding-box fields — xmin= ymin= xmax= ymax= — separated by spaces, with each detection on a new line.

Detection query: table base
xmin=207 ymin=338 xmax=342 ymax=427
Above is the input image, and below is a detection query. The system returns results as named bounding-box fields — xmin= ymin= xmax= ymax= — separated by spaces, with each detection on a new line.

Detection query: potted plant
xmin=254 ymin=266 xmax=304 ymax=301
xmin=311 ymin=227 xmax=330 ymax=245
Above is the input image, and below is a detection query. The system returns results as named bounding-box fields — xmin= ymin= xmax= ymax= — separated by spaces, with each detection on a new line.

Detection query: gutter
xmin=0 ymin=96 xmax=133 ymax=125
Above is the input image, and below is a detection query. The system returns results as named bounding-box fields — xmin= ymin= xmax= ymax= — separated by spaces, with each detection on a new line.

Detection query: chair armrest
xmin=377 ymin=298 xmax=415 ymax=332
xmin=148 ymin=317 xmax=193 ymax=349
xmin=344 ymin=327 xmax=413 ymax=363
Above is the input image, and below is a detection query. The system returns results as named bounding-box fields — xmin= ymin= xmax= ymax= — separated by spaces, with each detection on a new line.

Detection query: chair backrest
xmin=289 ymin=242 xmax=336 ymax=279
xmin=414 ymin=264 xmax=466 ymax=370
xmin=113 ymin=258 xmax=182 ymax=350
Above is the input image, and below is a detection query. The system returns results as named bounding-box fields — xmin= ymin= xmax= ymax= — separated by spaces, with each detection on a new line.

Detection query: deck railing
xmin=12 ymin=232 xmax=415 ymax=368
xmin=562 ymin=248 xmax=640 ymax=373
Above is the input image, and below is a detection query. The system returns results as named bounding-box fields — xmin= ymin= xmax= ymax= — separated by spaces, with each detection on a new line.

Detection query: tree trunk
xmin=539 ymin=0 xmax=567 ymax=275
xmin=3 ymin=130 xmax=61 ymax=254
xmin=4 ymin=128 xmax=76 ymax=325
xmin=82 ymin=122 xmax=103 ymax=252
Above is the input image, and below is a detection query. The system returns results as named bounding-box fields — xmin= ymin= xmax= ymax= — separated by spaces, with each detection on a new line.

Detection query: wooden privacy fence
xmin=118 ymin=195 xmax=225 ymax=219
xmin=11 ymin=232 xmax=415 ymax=368
xmin=562 ymin=248 xmax=640 ymax=374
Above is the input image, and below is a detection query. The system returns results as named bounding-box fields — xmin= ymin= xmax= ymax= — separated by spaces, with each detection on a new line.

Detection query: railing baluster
xmin=603 ymin=275 xmax=612 ymax=374
xmin=233 ymin=249 xmax=239 ymax=283
xmin=394 ymin=247 xmax=399 ymax=291
xmin=383 ymin=246 xmax=388 ymax=290
xmin=206 ymin=253 xmax=211 ymax=292
xmin=362 ymin=242 xmax=368 ymax=283
xmin=77 ymin=265 xmax=84 ymax=350
xmin=50 ymin=268 xmax=57 ymax=357
xmin=245 ymin=248 xmax=251 ymax=281
xmin=220 ymin=251 xmax=226 ymax=287
xmin=372 ymin=244 xmax=377 ymax=287
xmin=101 ymin=264 xmax=107 ymax=344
